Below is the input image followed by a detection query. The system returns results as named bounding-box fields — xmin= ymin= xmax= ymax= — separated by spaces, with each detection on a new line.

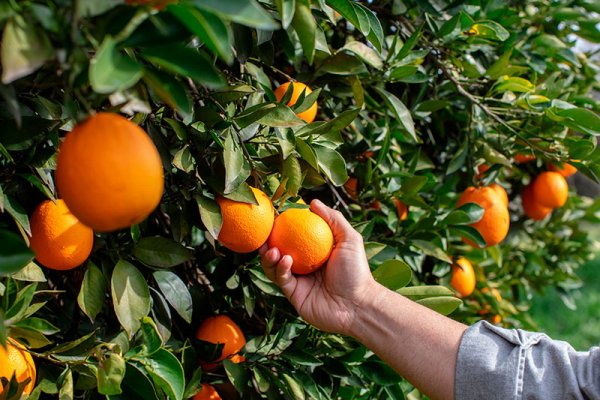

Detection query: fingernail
xmin=269 ymin=247 xmax=280 ymax=260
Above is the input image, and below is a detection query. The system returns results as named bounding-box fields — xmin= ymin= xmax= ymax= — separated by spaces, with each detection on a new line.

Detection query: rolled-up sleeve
xmin=455 ymin=321 xmax=600 ymax=399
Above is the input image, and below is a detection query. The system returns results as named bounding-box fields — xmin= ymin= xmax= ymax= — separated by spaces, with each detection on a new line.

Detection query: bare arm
xmin=260 ymin=200 xmax=467 ymax=400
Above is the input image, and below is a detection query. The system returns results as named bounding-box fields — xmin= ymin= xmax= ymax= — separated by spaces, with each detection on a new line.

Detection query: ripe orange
xmin=274 ymin=82 xmax=317 ymax=123
xmin=393 ymin=197 xmax=409 ymax=221
xmin=456 ymin=186 xmax=510 ymax=247
xmin=29 ymin=199 xmax=94 ymax=270
xmin=56 ymin=113 xmax=164 ymax=232
xmin=477 ymin=164 xmax=490 ymax=175
xmin=192 ymin=384 xmax=222 ymax=400
xmin=195 ymin=315 xmax=246 ymax=369
xmin=521 ymin=184 xmax=552 ymax=220
xmin=514 ymin=153 xmax=536 ymax=163
xmin=267 ymin=208 xmax=334 ymax=275
xmin=0 ymin=339 xmax=36 ymax=394
xmin=489 ymin=183 xmax=508 ymax=207
xmin=549 ymin=162 xmax=577 ymax=177
xmin=344 ymin=177 xmax=358 ymax=199
xmin=532 ymin=171 xmax=568 ymax=208
xmin=450 ymin=257 xmax=475 ymax=297
xmin=216 ymin=187 xmax=275 ymax=253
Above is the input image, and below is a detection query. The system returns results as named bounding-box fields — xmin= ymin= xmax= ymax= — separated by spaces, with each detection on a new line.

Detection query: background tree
xmin=1 ymin=0 xmax=599 ymax=398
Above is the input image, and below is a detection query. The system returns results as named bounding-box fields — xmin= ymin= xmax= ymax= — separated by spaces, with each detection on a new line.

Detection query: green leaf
xmin=313 ymin=144 xmax=348 ymax=186
xmin=396 ymin=24 xmax=423 ymax=61
xmin=1 ymin=15 xmax=53 ymax=84
xmin=446 ymin=139 xmax=468 ymax=175
xmin=493 ymin=76 xmax=534 ymax=94
xmin=121 ymin=362 xmax=160 ymax=400
xmin=282 ymin=372 xmax=305 ymax=400
xmin=223 ymin=130 xmax=252 ymax=194
xmin=172 ymin=146 xmax=195 ymax=173
xmin=139 ymin=317 xmax=163 ymax=355
xmin=197 ymin=195 xmax=223 ymax=240
xmin=191 ymin=0 xmax=278 ymax=30
xmin=153 ymin=271 xmax=193 ymax=323
xmin=342 ymin=41 xmax=383 ymax=69
xmin=141 ymin=45 xmax=225 ymax=89
xmin=223 ymin=359 xmax=248 ymax=393
xmin=59 ymin=368 xmax=74 ymax=400
xmin=90 ymin=36 xmax=143 ymax=94
xmin=318 ymin=52 xmax=368 ymax=75
xmin=472 ymin=21 xmax=509 ymax=41
xmin=235 ymin=103 xmax=305 ymax=129
xmin=5 ymin=284 xmax=37 ymax=322
xmin=13 ymin=317 xmax=60 ymax=335
xmin=372 ymin=259 xmax=412 ymax=290
xmin=111 ymin=260 xmax=151 ymax=338
xmin=168 ymin=5 xmax=233 ymax=65
xmin=4 ymin=195 xmax=31 ymax=236
xmin=143 ymin=69 xmax=192 ymax=120
xmin=444 ymin=203 xmax=484 ymax=225
xmin=0 ymin=230 xmax=34 ymax=276
xmin=77 ymin=262 xmax=107 ymax=322
xmin=133 ymin=237 xmax=194 ymax=268
xmin=142 ymin=348 xmax=185 ymax=400
xmin=416 ymin=296 xmax=462 ymax=315
xmin=555 ymin=107 xmax=600 ymax=135
xmin=98 ymin=353 xmax=126 ymax=395
xmin=364 ymin=242 xmax=386 ymax=260
xmin=283 ymin=155 xmax=302 ymax=197
xmin=296 ymin=108 xmax=360 ymax=138
xmin=11 ymin=262 xmax=46 ymax=282
xmin=412 ymin=239 xmax=451 ymax=263
xmin=372 ymin=87 xmax=418 ymax=142
xmin=276 ymin=0 xmax=296 ymax=29
xmin=397 ymin=285 xmax=454 ymax=300
xmin=292 ymin=2 xmax=316 ymax=64
xmin=450 ymin=225 xmax=487 ymax=248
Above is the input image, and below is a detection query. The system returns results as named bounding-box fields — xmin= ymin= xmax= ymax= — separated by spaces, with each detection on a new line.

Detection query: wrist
xmin=347 ymin=280 xmax=390 ymax=340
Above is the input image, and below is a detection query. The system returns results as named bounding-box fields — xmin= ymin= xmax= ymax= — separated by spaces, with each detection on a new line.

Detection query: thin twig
xmin=326 ymin=179 xmax=352 ymax=216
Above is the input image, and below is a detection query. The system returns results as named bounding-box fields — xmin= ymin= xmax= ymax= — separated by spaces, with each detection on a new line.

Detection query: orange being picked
xmin=267 ymin=208 xmax=334 ymax=275
xmin=532 ymin=171 xmax=568 ymax=208
xmin=195 ymin=315 xmax=246 ymax=369
xmin=192 ymin=384 xmax=222 ymax=400
xmin=521 ymin=184 xmax=552 ymax=221
xmin=393 ymin=197 xmax=409 ymax=221
xmin=549 ymin=162 xmax=577 ymax=177
xmin=489 ymin=183 xmax=509 ymax=207
xmin=274 ymin=81 xmax=318 ymax=123
xmin=29 ymin=199 xmax=94 ymax=270
xmin=56 ymin=112 xmax=164 ymax=232
xmin=450 ymin=257 xmax=476 ymax=297
xmin=456 ymin=186 xmax=510 ymax=247
xmin=0 ymin=339 xmax=36 ymax=395
xmin=216 ymin=187 xmax=275 ymax=253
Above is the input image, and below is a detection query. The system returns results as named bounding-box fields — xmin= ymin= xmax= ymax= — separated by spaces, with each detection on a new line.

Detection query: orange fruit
xmin=450 ymin=257 xmax=475 ymax=297
xmin=393 ymin=197 xmax=409 ymax=221
xmin=514 ymin=153 xmax=536 ymax=163
xmin=56 ymin=113 xmax=164 ymax=232
xmin=456 ymin=186 xmax=510 ymax=247
xmin=477 ymin=164 xmax=490 ymax=175
xmin=521 ymin=184 xmax=552 ymax=221
xmin=549 ymin=162 xmax=577 ymax=177
xmin=489 ymin=183 xmax=508 ymax=207
xmin=216 ymin=187 xmax=275 ymax=253
xmin=532 ymin=171 xmax=568 ymax=208
xmin=29 ymin=199 xmax=94 ymax=270
xmin=274 ymin=82 xmax=318 ymax=123
xmin=195 ymin=315 xmax=246 ymax=369
xmin=0 ymin=339 xmax=36 ymax=395
xmin=267 ymin=208 xmax=334 ymax=275
xmin=192 ymin=384 xmax=222 ymax=400
xmin=344 ymin=177 xmax=358 ymax=199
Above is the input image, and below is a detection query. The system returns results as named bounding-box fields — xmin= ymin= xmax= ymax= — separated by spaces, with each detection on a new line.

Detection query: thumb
xmin=310 ymin=199 xmax=362 ymax=244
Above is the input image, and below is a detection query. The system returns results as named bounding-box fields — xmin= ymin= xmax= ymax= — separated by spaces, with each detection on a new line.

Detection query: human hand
xmin=259 ymin=199 xmax=377 ymax=335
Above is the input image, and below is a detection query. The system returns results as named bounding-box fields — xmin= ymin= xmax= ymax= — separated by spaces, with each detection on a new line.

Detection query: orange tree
xmin=1 ymin=0 xmax=600 ymax=398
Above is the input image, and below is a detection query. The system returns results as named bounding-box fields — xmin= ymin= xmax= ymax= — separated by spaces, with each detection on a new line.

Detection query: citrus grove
xmin=1 ymin=1 xmax=599 ymax=399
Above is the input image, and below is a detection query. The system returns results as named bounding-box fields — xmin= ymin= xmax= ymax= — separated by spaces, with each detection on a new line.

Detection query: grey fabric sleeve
xmin=455 ymin=321 xmax=600 ymax=400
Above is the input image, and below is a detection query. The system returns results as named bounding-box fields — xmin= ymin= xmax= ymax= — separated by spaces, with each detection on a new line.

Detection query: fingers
xmin=259 ymin=245 xmax=298 ymax=300
xmin=310 ymin=199 xmax=363 ymax=244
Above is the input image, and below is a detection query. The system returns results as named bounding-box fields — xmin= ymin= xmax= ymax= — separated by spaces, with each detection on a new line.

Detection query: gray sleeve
xmin=455 ymin=321 xmax=600 ymax=400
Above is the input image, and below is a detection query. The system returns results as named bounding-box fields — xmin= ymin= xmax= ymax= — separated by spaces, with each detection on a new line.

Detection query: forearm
xmin=350 ymin=282 xmax=467 ymax=400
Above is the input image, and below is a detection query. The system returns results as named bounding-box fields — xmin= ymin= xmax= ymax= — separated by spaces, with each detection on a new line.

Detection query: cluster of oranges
xmin=449 ymin=153 xmax=576 ymax=321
